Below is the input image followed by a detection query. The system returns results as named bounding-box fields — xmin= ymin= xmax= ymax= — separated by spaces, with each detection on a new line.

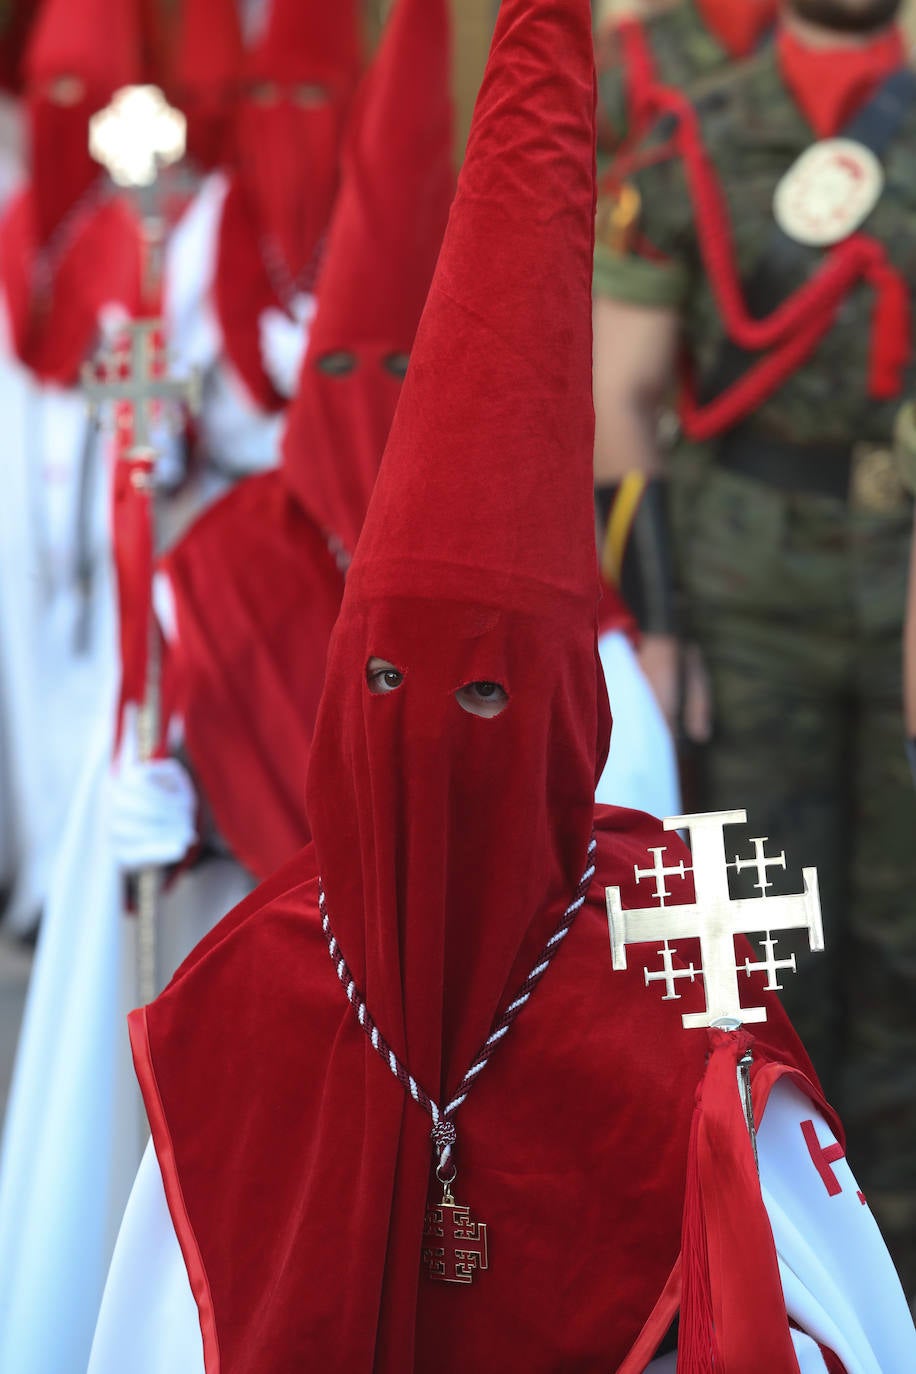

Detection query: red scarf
xmin=695 ymin=0 xmax=777 ymax=58
xmin=778 ymin=22 xmax=905 ymax=137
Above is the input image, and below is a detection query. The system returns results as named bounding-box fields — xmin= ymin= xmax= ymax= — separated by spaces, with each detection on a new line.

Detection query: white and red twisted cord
xmin=319 ymin=835 xmax=598 ymax=1177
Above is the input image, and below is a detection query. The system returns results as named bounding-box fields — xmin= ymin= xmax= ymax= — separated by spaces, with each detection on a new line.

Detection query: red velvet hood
xmin=281 ymin=0 xmax=454 ymax=558
xmin=214 ymin=0 xmax=361 ymax=410
xmin=162 ymin=0 xmax=452 ymax=878
xmin=132 ymin=3 xmax=829 ymax=1371
xmin=170 ymin=0 xmax=244 ymax=172
xmin=1 ymin=0 xmax=144 ymax=383
xmin=304 ymin=0 xmax=606 ymax=1101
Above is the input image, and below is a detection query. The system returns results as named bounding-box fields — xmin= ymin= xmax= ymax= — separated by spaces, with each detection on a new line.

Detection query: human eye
xmin=383 ymin=352 xmax=410 ymax=379
xmin=454 ymin=681 xmax=509 ymax=719
xmin=366 ymin=657 xmax=405 ymax=695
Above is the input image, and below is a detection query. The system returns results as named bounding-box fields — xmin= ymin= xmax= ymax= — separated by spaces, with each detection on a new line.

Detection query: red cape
xmin=162 ymin=471 xmax=345 ymax=878
xmin=131 ymin=805 xmax=830 ymax=1374
xmin=0 ymin=189 xmax=143 ymax=385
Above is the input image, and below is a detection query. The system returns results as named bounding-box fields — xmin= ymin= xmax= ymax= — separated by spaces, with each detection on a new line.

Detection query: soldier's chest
xmin=707 ymin=111 xmax=916 ymax=290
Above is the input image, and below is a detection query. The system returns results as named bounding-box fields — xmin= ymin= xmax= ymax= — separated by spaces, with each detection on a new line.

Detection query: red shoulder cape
xmin=131 ymin=805 xmax=827 ymax=1374
xmin=0 ymin=188 xmax=143 ymax=386
xmin=162 ymin=471 xmax=345 ymax=878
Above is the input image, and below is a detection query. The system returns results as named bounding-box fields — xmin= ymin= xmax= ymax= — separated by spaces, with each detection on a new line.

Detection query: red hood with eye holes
xmin=279 ymin=0 xmax=454 ymax=557
xmin=159 ymin=0 xmax=453 ymax=877
xmin=137 ymin=2 xmax=832 ymax=1368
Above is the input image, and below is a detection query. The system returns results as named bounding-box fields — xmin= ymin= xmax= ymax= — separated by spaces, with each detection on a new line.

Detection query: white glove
xmin=108 ymin=712 xmax=198 ymax=871
xmin=258 ymin=293 xmax=317 ymax=400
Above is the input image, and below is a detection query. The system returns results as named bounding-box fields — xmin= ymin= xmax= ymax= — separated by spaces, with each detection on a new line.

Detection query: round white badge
xmin=773 ymin=138 xmax=884 ymax=247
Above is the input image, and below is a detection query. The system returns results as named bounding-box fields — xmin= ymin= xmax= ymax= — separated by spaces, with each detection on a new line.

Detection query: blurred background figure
xmin=0 ymin=0 xmax=144 ymax=939
xmin=160 ymin=0 xmax=362 ymax=539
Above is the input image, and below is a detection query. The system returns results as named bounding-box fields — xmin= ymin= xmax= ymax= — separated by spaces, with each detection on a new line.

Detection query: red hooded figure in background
xmin=0 ymin=0 xmax=145 ymax=937
xmin=0 ymin=0 xmax=144 ymax=384
xmin=167 ymin=0 xmax=245 ymax=176
xmin=214 ymin=0 xmax=362 ymax=412
xmin=159 ymin=0 xmax=454 ymax=882
xmin=122 ymin=1 xmax=849 ymax=1371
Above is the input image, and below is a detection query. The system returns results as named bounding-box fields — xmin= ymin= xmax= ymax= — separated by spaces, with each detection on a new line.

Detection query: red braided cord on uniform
xmin=648 ymin=86 xmax=910 ymax=434
xmin=678 ymin=311 xmax=837 ymax=440
xmin=616 ymin=19 xmax=661 ymax=144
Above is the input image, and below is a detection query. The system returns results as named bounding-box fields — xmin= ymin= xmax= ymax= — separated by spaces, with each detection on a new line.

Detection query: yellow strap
xmin=601 ymin=472 xmax=648 ymax=586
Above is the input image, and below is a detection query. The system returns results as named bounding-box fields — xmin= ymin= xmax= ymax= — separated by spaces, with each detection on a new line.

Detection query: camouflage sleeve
xmin=894 ymin=401 xmax=916 ymax=497
xmin=594 ymin=126 xmax=696 ymax=311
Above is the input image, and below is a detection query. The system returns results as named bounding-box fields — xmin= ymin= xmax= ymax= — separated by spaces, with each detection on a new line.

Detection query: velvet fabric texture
xmin=132 ymin=814 xmax=821 ymax=1374
xmin=162 ymin=477 xmax=344 ymax=878
xmin=213 ymin=0 xmax=361 ymax=410
xmin=281 ymin=0 xmax=454 ymax=557
xmin=162 ymin=0 xmax=453 ymax=879
xmin=0 ymin=191 xmax=143 ymax=385
xmin=169 ymin=0 xmax=244 ymax=173
xmin=24 ymin=0 xmax=140 ymax=101
xmin=133 ymin=0 xmax=828 ymax=1369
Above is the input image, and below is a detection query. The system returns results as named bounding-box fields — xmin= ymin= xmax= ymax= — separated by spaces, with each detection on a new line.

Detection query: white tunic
xmin=0 ymin=351 xmax=118 ymax=934
xmin=159 ymin=173 xmax=287 ymax=550
xmin=0 ymin=586 xmax=253 ymax=1374
xmin=596 ymin=629 xmax=681 ymax=819
xmin=88 ymin=1079 xmax=916 ymax=1373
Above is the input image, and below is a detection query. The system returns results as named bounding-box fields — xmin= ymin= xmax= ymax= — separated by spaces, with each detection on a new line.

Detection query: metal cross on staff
xmin=83 ymin=325 xmax=199 ymax=1010
xmin=606 ymin=809 xmax=824 ymax=1162
xmin=82 ymin=82 xmax=198 ymax=1020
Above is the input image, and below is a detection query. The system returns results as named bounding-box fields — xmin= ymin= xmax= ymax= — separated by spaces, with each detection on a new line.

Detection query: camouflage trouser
xmin=678 ymin=462 xmax=916 ymax=1293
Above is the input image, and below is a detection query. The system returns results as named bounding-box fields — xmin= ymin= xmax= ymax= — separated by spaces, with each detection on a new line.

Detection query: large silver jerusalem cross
xmin=606 ymin=810 xmax=824 ymax=1029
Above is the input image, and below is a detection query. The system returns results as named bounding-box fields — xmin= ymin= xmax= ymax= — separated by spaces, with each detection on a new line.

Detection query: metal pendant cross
xmin=423 ymin=1181 xmax=489 ymax=1285
xmin=606 ymin=810 xmax=824 ymax=1029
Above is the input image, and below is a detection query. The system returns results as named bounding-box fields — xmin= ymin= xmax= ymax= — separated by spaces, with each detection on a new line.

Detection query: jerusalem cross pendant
xmin=422 ymin=1181 xmax=489 ymax=1285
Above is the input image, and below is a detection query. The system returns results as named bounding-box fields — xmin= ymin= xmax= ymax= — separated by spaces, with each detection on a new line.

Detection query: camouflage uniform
xmin=596 ymin=47 xmax=916 ymax=1290
xmin=596 ymin=0 xmax=737 ymax=156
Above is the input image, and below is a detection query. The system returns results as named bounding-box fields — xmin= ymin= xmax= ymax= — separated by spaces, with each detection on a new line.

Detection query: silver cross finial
xmin=606 ymin=810 xmax=824 ymax=1030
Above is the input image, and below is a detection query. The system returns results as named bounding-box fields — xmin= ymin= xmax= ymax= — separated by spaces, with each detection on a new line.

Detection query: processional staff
xmin=82 ymin=86 xmax=200 ymax=1009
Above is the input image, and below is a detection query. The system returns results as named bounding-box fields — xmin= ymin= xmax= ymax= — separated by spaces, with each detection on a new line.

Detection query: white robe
xmin=88 ymin=1079 xmax=916 ymax=1373
xmin=0 ymin=350 xmax=118 ymax=934
xmin=596 ymin=629 xmax=681 ymax=819
xmin=0 ymin=585 xmax=253 ymax=1374
xmin=159 ymin=173 xmax=285 ymax=550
